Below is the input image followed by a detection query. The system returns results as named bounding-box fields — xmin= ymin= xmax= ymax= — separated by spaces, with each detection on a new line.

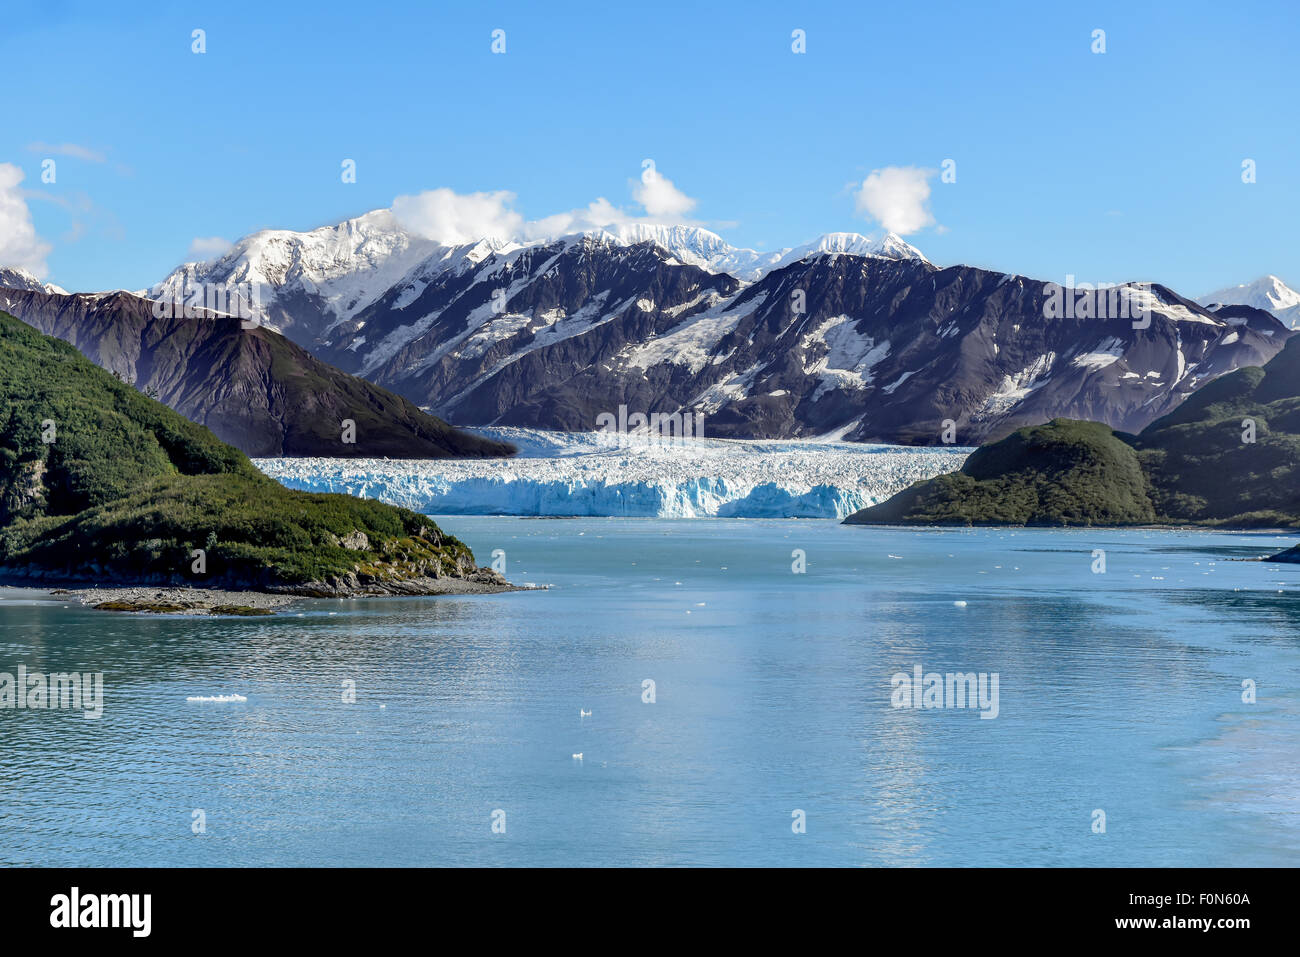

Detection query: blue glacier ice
xmin=256 ymin=428 xmax=971 ymax=520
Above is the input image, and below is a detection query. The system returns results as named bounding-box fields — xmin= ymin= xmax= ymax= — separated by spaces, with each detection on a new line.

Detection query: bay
xmin=1 ymin=518 xmax=1296 ymax=866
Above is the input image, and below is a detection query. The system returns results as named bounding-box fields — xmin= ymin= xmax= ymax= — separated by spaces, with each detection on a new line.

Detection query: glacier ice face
xmin=255 ymin=428 xmax=970 ymax=519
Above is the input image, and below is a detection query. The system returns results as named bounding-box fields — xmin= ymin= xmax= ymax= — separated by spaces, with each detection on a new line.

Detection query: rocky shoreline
xmin=27 ymin=571 xmax=539 ymax=616
xmin=55 ymin=586 xmax=297 ymax=615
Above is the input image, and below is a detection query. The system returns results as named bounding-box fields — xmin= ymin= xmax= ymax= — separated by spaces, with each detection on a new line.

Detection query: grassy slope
xmin=0 ymin=311 xmax=483 ymax=591
xmin=847 ymin=336 xmax=1300 ymax=528
xmin=1137 ymin=337 xmax=1300 ymax=525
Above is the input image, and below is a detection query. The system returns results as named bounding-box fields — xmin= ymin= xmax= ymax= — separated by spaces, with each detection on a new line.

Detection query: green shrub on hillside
xmin=847 ymin=337 xmax=1300 ymax=528
xmin=850 ymin=419 xmax=1156 ymax=526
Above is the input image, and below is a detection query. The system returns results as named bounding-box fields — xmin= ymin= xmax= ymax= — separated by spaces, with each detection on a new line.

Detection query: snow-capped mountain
xmin=759 ymin=231 xmax=927 ymax=277
xmin=149 ymin=212 xmax=926 ymax=339
xmin=146 ymin=212 xmax=1292 ymax=445
xmin=148 ymin=209 xmax=447 ymax=343
xmin=0 ymin=266 xmax=67 ymax=295
xmin=574 ymin=224 xmax=926 ymax=281
xmin=316 ymin=238 xmax=1288 ymax=445
xmin=1199 ymin=275 xmax=1300 ymax=329
xmin=578 ymin=223 xmax=773 ymax=278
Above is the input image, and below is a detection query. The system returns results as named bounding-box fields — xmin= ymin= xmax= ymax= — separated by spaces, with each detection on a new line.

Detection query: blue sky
xmin=3 ymin=0 xmax=1296 ymax=295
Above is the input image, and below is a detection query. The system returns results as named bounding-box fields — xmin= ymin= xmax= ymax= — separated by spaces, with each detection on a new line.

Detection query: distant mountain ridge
xmin=146 ymin=212 xmax=1291 ymax=446
xmin=571 ymin=223 xmax=928 ymax=280
xmin=1199 ymin=275 xmax=1300 ymax=328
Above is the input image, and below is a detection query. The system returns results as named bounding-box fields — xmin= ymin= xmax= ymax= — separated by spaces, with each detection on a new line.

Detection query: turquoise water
xmin=1 ymin=518 xmax=1298 ymax=866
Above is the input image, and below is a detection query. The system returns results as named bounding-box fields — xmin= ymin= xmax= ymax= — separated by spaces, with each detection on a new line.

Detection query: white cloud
xmin=391 ymin=188 xmax=525 ymax=244
xmin=853 ymin=166 xmax=937 ymax=235
xmin=522 ymin=198 xmax=632 ymax=240
xmin=390 ymin=164 xmax=703 ymax=245
xmin=631 ymin=164 xmax=697 ymax=219
xmin=189 ymin=236 xmax=234 ymax=260
xmin=26 ymin=142 xmax=107 ymax=163
xmin=0 ymin=163 xmax=52 ymax=275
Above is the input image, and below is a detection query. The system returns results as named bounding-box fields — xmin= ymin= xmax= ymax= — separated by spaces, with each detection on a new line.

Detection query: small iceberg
xmin=186 ymin=693 xmax=248 ymax=703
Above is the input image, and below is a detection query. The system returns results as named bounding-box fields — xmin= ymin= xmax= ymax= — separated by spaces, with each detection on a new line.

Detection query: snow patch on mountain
xmin=1072 ymin=336 xmax=1126 ymax=370
xmin=977 ymin=353 xmax=1056 ymax=416
xmin=622 ymin=292 xmax=755 ymax=374
xmin=802 ymin=316 xmax=891 ymax=398
xmin=1122 ymin=285 xmax=1217 ymax=325
xmin=693 ymin=363 xmax=767 ymax=414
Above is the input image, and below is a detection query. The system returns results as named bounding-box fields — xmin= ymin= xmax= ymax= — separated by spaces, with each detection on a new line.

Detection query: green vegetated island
xmin=846 ymin=335 xmax=1300 ymax=560
xmin=0 ymin=312 xmax=514 ymax=607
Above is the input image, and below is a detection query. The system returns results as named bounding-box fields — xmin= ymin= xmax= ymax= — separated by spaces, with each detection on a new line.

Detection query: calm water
xmin=1 ymin=519 xmax=1298 ymax=866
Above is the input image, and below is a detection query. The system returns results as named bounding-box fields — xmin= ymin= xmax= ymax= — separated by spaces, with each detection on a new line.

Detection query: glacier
xmin=255 ymin=428 xmax=970 ymax=520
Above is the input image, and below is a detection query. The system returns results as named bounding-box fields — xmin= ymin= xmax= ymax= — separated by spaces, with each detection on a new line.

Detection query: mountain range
xmin=4 ymin=212 xmax=1294 ymax=450
xmin=147 ymin=213 xmax=1291 ymax=445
